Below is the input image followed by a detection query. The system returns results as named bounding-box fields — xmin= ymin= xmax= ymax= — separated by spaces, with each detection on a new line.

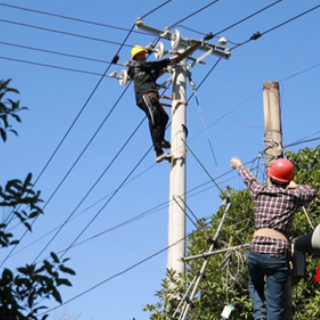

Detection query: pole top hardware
xmin=135 ymin=18 xmax=231 ymax=60
xmin=108 ymin=69 xmax=130 ymax=86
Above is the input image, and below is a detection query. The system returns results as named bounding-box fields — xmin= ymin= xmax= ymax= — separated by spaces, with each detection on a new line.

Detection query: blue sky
xmin=1 ymin=0 xmax=320 ymax=319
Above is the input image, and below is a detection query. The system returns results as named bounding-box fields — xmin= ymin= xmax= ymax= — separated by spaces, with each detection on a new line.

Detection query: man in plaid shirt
xmin=231 ymin=157 xmax=317 ymax=320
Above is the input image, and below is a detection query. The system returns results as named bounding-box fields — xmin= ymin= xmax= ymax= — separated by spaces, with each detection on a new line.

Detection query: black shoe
xmin=161 ymin=140 xmax=171 ymax=149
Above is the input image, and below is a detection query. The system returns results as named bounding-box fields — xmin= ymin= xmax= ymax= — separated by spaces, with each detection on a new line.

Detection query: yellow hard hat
xmin=131 ymin=45 xmax=147 ymax=59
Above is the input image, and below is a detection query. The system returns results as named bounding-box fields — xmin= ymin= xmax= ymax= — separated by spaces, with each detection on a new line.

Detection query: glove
xmin=123 ymin=60 xmax=132 ymax=67
xmin=287 ymin=180 xmax=297 ymax=189
xmin=230 ymin=158 xmax=242 ymax=169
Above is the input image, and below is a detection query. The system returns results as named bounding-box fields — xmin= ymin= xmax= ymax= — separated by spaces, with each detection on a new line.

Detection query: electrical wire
xmin=7 ymin=46 xmax=171 ymax=265
xmin=176 ymin=0 xmax=284 ymax=45
xmin=6 ymin=161 xmax=156 ymax=241
xmin=0 ymin=56 xmax=112 ymax=77
xmin=285 ymin=136 xmax=320 ymax=149
xmin=5 ymin=136 xmax=255 ymax=265
xmin=0 ymin=41 xmax=116 ymax=65
xmin=278 ymin=63 xmax=320 ymax=82
xmin=3 ymin=1 xmax=320 ymax=308
xmin=40 ymin=232 xmax=188 ymax=316
xmin=0 ymin=19 xmax=134 ymax=47
xmin=6 ymin=164 xmax=232 ymax=261
xmin=214 ymin=0 xmax=284 ymax=36
xmin=17 ymin=29 xmax=318 ymax=264
xmin=30 ymin=65 xmax=172 ymax=263
xmin=32 ymin=116 xmax=147 ymax=263
xmin=58 ymin=146 xmax=152 ymax=261
xmin=188 ymin=75 xmax=219 ymax=166
xmin=183 ymin=140 xmax=224 ymax=194
xmin=39 ymin=189 xmax=254 ymax=316
xmin=0 ymin=22 xmax=136 ymax=268
xmin=0 ymin=2 xmax=150 ymax=35
xmin=232 ymin=3 xmax=320 ymax=49
xmin=141 ymin=0 xmax=173 ymax=19
xmin=190 ymin=56 xmax=320 ymax=143
xmin=76 ymin=246 xmax=166 ymax=272
xmin=169 ymin=0 xmax=222 ymax=28
xmin=34 ymin=0 xmax=320 ymax=263
xmin=4 ymin=167 xmax=241 ymax=264
xmin=0 ymin=0 xmax=174 ymax=44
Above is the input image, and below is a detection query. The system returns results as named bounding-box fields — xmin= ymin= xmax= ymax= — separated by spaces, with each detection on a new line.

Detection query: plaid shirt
xmin=238 ymin=166 xmax=317 ymax=253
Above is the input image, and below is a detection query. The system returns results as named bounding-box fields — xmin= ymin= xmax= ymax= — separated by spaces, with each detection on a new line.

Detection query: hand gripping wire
xmin=171 ymin=199 xmax=232 ymax=320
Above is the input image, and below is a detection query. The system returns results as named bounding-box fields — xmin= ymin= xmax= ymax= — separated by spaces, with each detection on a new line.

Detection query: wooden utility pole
xmin=263 ymin=81 xmax=292 ymax=320
xmin=263 ymin=81 xmax=283 ymax=167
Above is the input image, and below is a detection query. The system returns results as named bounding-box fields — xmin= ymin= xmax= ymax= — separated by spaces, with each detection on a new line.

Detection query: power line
xmin=0 ymin=18 xmax=133 ymax=47
xmin=0 ymin=1 xmax=170 ymax=33
xmin=58 ymin=146 xmax=153 ymax=261
xmin=278 ymin=63 xmax=320 ymax=82
xmin=5 ymin=0 xmax=320 ymax=290
xmin=285 ymin=136 xmax=320 ymax=148
xmin=4 ymin=164 xmax=240 ymax=262
xmin=141 ymin=0 xmax=173 ymax=19
xmin=26 ymin=0 xmax=175 ymax=263
xmin=50 ymin=156 xmax=257 ymax=262
xmin=6 ymin=163 xmax=157 ymax=256
xmin=169 ymin=0 xmax=222 ymax=28
xmin=5 ymin=145 xmax=265 ymax=265
xmin=214 ymin=0 xmax=284 ymax=35
xmin=0 ymin=21 xmax=136 ymax=268
xmin=51 ymin=0 xmax=320 ymax=268
xmin=0 ymin=56 xmax=111 ymax=77
xmin=39 ymin=191 xmax=250 ymax=316
xmin=32 ymin=116 xmax=147 ymax=263
xmin=176 ymin=0 xmax=284 ymax=45
xmin=40 ymin=233 xmax=188 ymax=316
xmin=232 ymin=3 xmax=320 ymax=49
xmin=0 ymin=41 xmax=114 ymax=64
xmin=12 ymin=54 xmax=316 ymax=262
xmin=190 ymin=57 xmax=320 ymax=143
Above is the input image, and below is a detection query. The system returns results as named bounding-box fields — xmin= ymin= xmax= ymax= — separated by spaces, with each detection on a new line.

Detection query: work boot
xmin=161 ymin=140 xmax=171 ymax=149
xmin=156 ymin=152 xmax=172 ymax=163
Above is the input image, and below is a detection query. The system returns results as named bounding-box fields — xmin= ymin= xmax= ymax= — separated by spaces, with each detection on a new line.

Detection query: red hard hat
xmin=267 ymin=158 xmax=294 ymax=183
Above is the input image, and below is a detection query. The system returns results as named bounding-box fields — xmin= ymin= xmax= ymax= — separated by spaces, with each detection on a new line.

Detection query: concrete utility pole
xmin=263 ymin=81 xmax=293 ymax=320
xmin=167 ymin=61 xmax=187 ymax=275
xmin=129 ymin=19 xmax=231 ymax=275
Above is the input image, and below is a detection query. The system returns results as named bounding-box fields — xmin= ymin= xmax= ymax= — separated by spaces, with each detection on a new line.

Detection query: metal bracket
xmin=135 ymin=18 xmax=231 ymax=60
xmin=189 ymin=48 xmax=214 ymax=68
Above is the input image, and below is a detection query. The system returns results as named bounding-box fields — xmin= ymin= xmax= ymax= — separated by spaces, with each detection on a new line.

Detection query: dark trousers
xmin=247 ymin=250 xmax=290 ymax=320
xmin=137 ymin=94 xmax=169 ymax=156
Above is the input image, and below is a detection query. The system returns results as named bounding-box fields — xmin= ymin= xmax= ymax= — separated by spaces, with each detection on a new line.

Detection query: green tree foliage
xmin=0 ymin=79 xmax=27 ymax=142
xmin=0 ymin=80 xmax=75 ymax=320
xmin=144 ymin=146 xmax=320 ymax=320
